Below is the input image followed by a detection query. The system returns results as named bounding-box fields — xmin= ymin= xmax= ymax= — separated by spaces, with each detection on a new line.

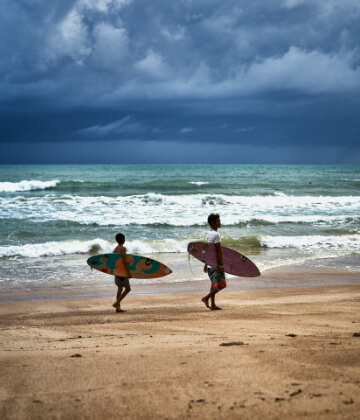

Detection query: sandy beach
xmin=1 ymin=269 xmax=360 ymax=420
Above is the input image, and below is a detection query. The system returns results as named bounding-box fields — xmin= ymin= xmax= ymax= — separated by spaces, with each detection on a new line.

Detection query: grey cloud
xmin=281 ymin=0 xmax=306 ymax=9
xmin=0 ymin=0 xmax=360 ymax=162
xmin=91 ymin=23 xmax=129 ymax=70
xmin=179 ymin=127 xmax=194 ymax=134
xmin=78 ymin=115 xmax=146 ymax=137
xmin=3 ymin=0 xmax=360 ymax=96
xmin=235 ymin=127 xmax=255 ymax=133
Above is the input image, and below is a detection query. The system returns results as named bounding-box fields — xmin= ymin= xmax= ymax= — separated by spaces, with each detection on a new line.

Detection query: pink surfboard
xmin=187 ymin=241 xmax=260 ymax=277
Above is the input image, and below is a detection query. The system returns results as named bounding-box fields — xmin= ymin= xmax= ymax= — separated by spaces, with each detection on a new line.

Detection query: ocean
xmin=0 ymin=164 xmax=359 ymax=292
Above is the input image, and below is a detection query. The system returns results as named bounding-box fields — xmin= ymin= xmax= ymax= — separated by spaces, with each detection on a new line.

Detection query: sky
xmin=1 ymin=0 xmax=360 ymax=164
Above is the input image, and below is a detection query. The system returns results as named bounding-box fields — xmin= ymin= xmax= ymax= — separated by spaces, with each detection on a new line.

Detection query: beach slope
xmin=1 ymin=284 xmax=360 ymax=419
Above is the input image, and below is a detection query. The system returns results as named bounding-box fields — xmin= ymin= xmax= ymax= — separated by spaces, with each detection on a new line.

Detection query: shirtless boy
xmin=112 ymin=233 xmax=132 ymax=312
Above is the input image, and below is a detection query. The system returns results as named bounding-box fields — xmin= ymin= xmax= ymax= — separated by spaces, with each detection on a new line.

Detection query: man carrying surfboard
xmin=112 ymin=233 xmax=132 ymax=313
xmin=202 ymin=213 xmax=226 ymax=310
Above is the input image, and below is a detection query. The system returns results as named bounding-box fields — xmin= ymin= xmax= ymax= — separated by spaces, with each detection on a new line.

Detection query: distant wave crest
xmin=0 ymin=180 xmax=59 ymax=192
xmin=1 ymin=193 xmax=359 ymax=227
xmin=188 ymin=181 xmax=209 ymax=185
xmin=0 ymin=238 xmax=189 ymax=259
xmin=260 ymin=234 xmax=360 ymax=251
xmin=1 ymin=235 xmax=359 ymax=259
xmin=0 ymin=239 xmax=111 ymax=258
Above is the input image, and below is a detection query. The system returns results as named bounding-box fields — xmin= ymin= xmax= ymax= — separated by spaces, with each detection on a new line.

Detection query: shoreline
xmin=0 ymin=266 xmax=359 ymax=303
xmin=1 ymin=283 xmax=359 ymax=419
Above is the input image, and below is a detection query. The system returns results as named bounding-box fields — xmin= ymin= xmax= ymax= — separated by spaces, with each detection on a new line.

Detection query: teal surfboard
xmin=87 ymin=253 xmax=172 ymax=279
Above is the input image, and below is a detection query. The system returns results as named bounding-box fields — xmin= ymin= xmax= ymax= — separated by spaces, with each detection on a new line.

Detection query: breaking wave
xmin=0 ymin=180 xmax=60 ymax=192
xmin=1 ymin=234 xmax=359 ymax=259
xmin=0 ymin=238 xmax=189 ymax=259
xmin=1 ymin=193 xmax=359 ymax=227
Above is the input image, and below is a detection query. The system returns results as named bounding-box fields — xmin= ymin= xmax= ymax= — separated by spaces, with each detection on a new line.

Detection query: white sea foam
xmin=189 ymin=182 xmax=209 ymax=185
xmin=1 ymin=234 xmax=359 ymax=260
xmin=0 ymin=180 xmax=59 ymax=192
xmin=0 ymin=239 xmax=111 ymax=258
xmin=261 ymin=234 xmax=360 ymax=248
xmin=260 ymin=234 xmax=360 ymax=261
xmin=0 ymin=238 xmax=190 ymax=259
xmin=127 ymin=239 xmax=187 ymax=254
xmin=1 ymin=193 xmax=359 ymax=227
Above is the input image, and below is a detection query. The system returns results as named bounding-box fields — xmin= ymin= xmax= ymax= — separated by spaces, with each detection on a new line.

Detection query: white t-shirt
xmin=206 ymin=229 xmax=221 ymax=244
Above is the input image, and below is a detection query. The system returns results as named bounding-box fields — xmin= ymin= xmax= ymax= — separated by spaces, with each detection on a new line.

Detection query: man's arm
xmin=122 ymin=247 xmax=132 ymax=278
xmin=215 ymin=242 xmax=224 ymax=272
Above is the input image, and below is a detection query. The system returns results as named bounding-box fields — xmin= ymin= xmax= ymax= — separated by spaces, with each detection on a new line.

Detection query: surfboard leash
xmin=187 ymin=252 xmax=197 ymax=277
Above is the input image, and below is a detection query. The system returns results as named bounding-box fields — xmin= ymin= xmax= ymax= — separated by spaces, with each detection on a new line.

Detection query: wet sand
xmin=0 ymin=276 xmax=360 ymax=419
xmin=1 ymin=267 xmax=359 ymax=303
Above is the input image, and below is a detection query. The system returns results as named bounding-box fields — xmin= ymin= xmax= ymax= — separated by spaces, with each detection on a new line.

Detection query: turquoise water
xmin=0 ymin=164 xmax=359 ymax=289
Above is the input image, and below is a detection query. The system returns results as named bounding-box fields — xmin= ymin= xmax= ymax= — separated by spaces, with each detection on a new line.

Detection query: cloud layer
xmin=1 ymin=0 xmax=360 ymax=162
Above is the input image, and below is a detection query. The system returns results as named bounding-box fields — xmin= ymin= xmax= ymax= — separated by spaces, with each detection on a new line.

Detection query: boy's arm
xmin=122 ymin=247 xmax=132 ymax=279
xmin=215 ymin=242 xmax=224 ymax=272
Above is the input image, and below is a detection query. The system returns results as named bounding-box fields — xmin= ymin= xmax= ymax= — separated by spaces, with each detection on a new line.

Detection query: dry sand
xmin=1 ymin=281 xmax=360 ymax=419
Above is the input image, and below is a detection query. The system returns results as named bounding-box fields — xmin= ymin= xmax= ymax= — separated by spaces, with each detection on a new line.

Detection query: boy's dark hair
xmin=115 ymin=233 xmax=125 ymax=244
xmin=208 ymin=213 xmax=220 ymax=227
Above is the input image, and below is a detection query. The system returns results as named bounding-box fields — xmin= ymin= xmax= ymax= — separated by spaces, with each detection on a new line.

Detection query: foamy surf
xmin=0 ymin=193 xmax=359 ymax=227
xmin=0 ymin=239 xmax=111 ymax=259
xmin=1 ymin=234 xmax=359 ymax=262
xmin=1 ymin=164 xmax=359 ymax=290
xmin=189 ymin=181 xmax=209 ymax=185
xmin=0 ymin=239 xmax=190 ymax=259
xmin=0 ymin=180 xmax=59 ymax=192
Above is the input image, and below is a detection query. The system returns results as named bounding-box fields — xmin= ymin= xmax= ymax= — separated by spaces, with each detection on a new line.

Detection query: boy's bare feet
xmin=116 ymin=307 xmax=125 ymax=313
xmin=112 ymin=302 xmax=119 ymax=309
xmin=211 ymin=305 xmax=222 ymax=310
xmin=201 ymin=297 xmax=210 ymax=309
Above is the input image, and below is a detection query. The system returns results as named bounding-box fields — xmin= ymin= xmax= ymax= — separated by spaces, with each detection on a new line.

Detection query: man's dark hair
xmin=115 ymin=233 xmax=125 ymax=244
xmin=208 ymin=213 xmax=220 ymax=227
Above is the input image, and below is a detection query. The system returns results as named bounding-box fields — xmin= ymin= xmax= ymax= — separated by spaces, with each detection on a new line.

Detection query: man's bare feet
xmin=201 ymin=297 xmax=210 ymax=309
xmin=211 ymin=305 xmax=222 ymax=310
xmin=116 ymin=307 xmax=125 ymax=313
xmin=112 ymin=302 xmax=120 ymax=309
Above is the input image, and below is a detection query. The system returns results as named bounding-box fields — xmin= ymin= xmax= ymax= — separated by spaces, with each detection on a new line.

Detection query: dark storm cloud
xmin=1 ymin=0 xmax=360 ymax=162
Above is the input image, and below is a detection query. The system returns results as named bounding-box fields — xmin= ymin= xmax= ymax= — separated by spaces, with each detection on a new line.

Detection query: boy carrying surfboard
xmin=112 ymin=233 xmax=132 ymax=313
xmin=202 ymin=213 xmax=226 ymax=310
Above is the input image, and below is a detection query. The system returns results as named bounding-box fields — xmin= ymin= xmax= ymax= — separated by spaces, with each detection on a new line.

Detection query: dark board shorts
xmin=114 ymin=276 xmax=130 ymax=288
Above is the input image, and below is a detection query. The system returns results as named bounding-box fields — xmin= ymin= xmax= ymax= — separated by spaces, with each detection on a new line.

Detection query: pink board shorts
xmin=207 ymin=267 xmax=226 ymax=289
